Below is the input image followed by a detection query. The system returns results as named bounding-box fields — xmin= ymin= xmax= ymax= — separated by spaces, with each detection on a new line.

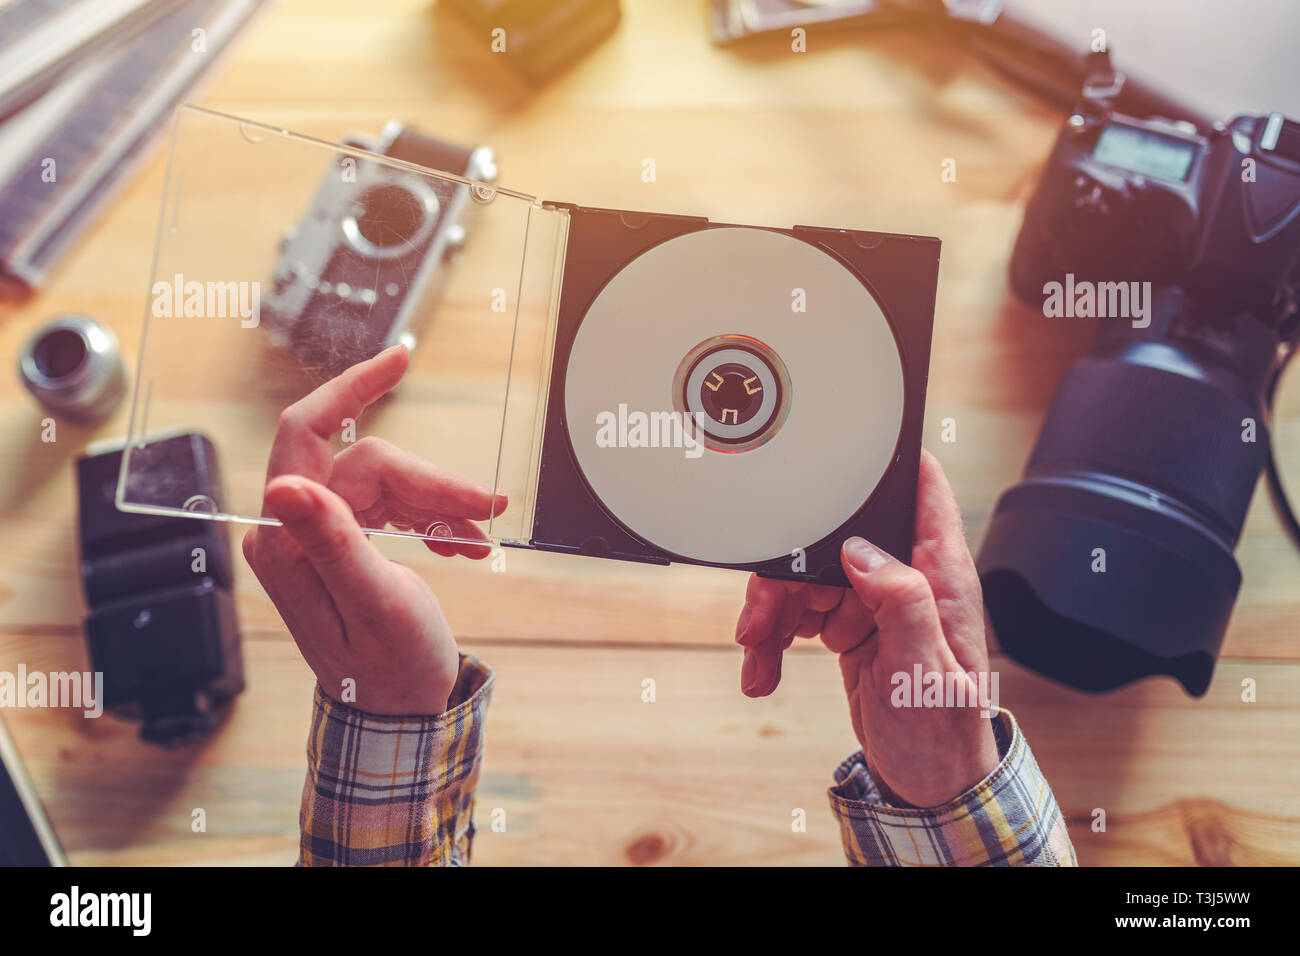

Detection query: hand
xmin=242 ymin=345 xmax=506 ymax=716
xmin=734 ymin=449 xmax=999 ymax=808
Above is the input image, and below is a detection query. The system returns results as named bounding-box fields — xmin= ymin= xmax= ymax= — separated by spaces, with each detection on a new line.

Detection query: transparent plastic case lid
xmin=118 ymin=106 xmax=567 ymax=547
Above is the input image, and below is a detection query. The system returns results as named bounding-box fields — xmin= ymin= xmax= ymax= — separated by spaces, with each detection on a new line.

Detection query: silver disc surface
xmin=563 ymin=226 xmax=905 ymax=564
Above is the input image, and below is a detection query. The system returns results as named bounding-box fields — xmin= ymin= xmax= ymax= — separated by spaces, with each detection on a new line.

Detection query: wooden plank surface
xmin=2 ymin=630 xmax=1296 ymax=866
xmin=0 ymin=0 xmax=1297 ymax=865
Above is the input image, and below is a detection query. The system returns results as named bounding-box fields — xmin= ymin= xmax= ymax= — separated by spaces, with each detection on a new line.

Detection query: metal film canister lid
xmin=17 ymin=315 xmax=128 ymax=420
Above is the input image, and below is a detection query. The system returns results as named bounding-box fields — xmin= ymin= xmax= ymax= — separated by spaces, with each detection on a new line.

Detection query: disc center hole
xmin=700 ymin=363 xmax=763 ymax=426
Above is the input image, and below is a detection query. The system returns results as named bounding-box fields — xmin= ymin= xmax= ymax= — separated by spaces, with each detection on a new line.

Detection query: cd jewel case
xmin=120 ymin=106 xmax=940 ymax=586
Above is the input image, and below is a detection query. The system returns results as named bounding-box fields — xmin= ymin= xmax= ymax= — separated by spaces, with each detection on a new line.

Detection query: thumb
xmin=840 ymin=537 xmax=946 ymax=658
xmin=264 ymin=475 xmax=391 ymax=600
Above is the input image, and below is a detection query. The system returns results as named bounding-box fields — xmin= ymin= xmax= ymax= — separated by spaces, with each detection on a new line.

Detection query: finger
xmin=773 ymin=589 xmax=808 ymax=643
xmin=265 ymin=344 xmax=409 ymax=491
xmin=738 ymin=576 xmax=788 ymax=695
xmin=735 ymin=576 xmax=838 ymax=694
xmin=840 ymin=536 xmax=947 ymax=665
xmin=912 ymin=449 xmax=980 ymax=604
xmin=353 ymin=502 xmax=494 ymax=559
xmin=421 ymin=518 xmax=494 ymax=560
xmin=804 ymin=583 xmax=846 ymax=615
xmin=742 ymin=631 xmax=785 ymax=697
xmin=330 ymin=436 xmax=507 ymax=522
xmin=795 ymin=607 xmax=826 ymax=639
xmin=263 ymin=475 xmax=393 ymax=604
xmin=736 ymin=575 xmax=791 ymax=647
xmin=912 ymin=449 xmax=987 ymax=667
xmin=331 ymin=435 xmax=505 ymax=560
xmin=821 ymin=594 xmax=876 ymax=655
xmin=744 ymin=589 xmax=808 ymax=696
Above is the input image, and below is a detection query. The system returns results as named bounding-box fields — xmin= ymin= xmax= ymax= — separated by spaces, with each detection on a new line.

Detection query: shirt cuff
xmin=827 ymin=707 xmax=1077 ymax=866
xmin=299 ymin=653 xmax=494 ymax=867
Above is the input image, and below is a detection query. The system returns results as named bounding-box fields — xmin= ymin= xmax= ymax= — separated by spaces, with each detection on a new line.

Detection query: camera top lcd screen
xmin=1092 ymin=123 xmax=1197 ymax=181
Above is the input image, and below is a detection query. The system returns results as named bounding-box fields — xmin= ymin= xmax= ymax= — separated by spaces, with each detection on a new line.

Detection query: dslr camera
xmin=979 ymin=66 xmax=1300 ymax=696
xmin=263 ymin=122 xmax=496 ymax=374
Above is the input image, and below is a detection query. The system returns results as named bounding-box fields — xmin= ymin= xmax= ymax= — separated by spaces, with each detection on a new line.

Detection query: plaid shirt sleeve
xmin=828 ymin=706 xmax=1077 ymax=866
xmin=299 ymin=654 xmax=494 ymax=867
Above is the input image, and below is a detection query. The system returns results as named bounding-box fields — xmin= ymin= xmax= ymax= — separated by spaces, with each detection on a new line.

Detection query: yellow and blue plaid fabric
xmin=300 ymin=660 xmax=1074 ymax=867
xmin=299 ymin=654 xmax=493 ymax=867
xmin=829 ymin=707 xmax=1077 ymax=866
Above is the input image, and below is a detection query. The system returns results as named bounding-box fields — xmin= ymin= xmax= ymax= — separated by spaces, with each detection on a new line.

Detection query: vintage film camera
xmin=979 ymin=67 xmax=1300 ymax=695
xmin=262 ymin=122 xmax=496 ymax=374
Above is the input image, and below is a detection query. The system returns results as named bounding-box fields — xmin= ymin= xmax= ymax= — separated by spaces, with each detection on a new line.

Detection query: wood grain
xmin=0 ymin=0 xmax=1297 ymax=866
xmin=1 ymin=631 xmax=1295 ymax=866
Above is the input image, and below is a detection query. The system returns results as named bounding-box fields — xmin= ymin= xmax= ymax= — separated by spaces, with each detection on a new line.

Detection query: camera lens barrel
xmin=1030 ymin=352 xmax=1268 ymax=544
xmin=18 ymin=315 xmax=128 ymax=420
xmin=977 ymin=343 xmax=1270 ymax=697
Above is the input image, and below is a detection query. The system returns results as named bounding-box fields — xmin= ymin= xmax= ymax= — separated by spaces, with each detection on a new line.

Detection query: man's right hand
xmin=734 ymin=450 xmax=1000 ymax=809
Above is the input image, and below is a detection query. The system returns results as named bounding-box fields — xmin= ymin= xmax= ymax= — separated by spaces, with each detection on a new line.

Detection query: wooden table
xmin=1 ymin=0 xmax=1297 ymax=866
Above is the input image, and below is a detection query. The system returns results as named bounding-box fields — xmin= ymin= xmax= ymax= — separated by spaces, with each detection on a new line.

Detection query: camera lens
xmin=342 ymin=178 xmax=439 ymax=260
xmin=356 ymin=184 xmax=424 ymax=249
xmin=977 ymin=322 xmax=1275 ymax=697
xmin=32 ymin=327 xmax=88 ymax=380
xmin=18 ymin=315 xmax=127 ymax=420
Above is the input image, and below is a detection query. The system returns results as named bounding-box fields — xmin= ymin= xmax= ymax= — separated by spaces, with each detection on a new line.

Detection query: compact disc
xmin=563 ymin=226 xmax=905 ymax=565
